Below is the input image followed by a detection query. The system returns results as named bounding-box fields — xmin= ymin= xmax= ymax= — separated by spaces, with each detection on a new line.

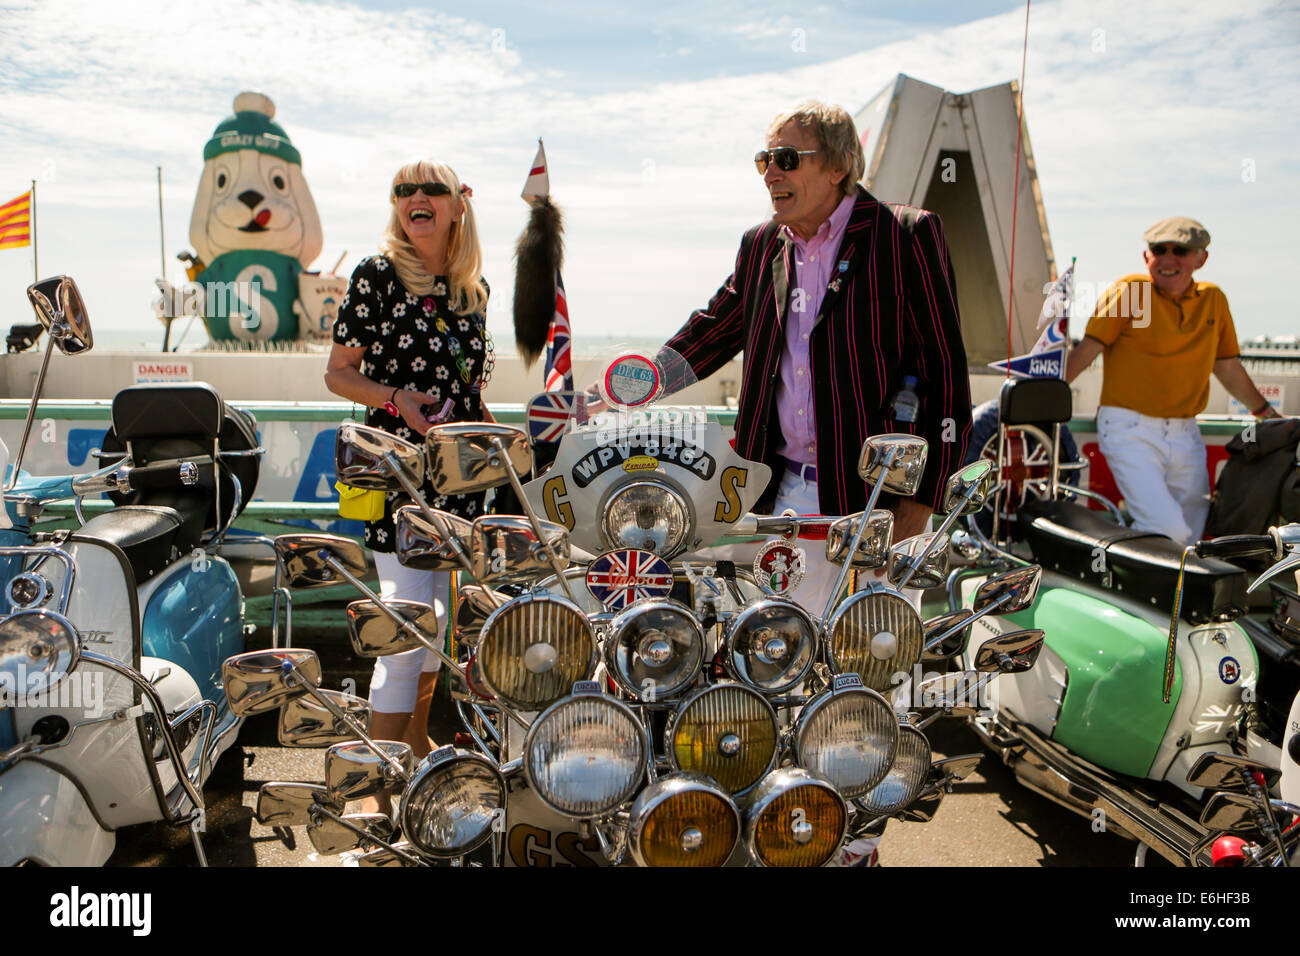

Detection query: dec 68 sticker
xmin=602 ymin=354 xmax=661 ymax=408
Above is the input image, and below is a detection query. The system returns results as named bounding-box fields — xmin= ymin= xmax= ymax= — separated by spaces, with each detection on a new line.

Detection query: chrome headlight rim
xmin=792 ymin=684 xmax=899 ymax=798
xmin=665 ymin=682 xmax=780 ymax=796
xmin=855 ymin=722 xmax=932 ymax=816
xmin=6 ymin=572 xmax=53 ymax=611
xmin=523 ymin=692 xmax=648 ymax=819
xmin=0 ymin=608 xmax=82 ymax=695
xmin=605 ymin=597 xmax=705 ymax=702
xmin=824 ymin=585 xmax=923 ymax=692
xmin=477 ymin=591 xmax=598 ymax=712
xmin=723 ymin=596 xmax=818 ymax=695
xmin=399 ymin=747 xmax=505 ymax=859
xmin=743 ymin=766 xmax=849 ymax=868
xmin=600 ymin=479 xmax=692 ymax=559
xmin=627 ymin=771 xmax=741 ymax=868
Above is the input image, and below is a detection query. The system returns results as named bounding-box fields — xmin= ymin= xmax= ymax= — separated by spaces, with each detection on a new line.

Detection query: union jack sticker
xmin=586 ymin=549 xmax=674 ymax=609
xmin=526 ymin=390 xmax=585 ymax=444
xmin=753 ymin=540 xmax=805 ymax=596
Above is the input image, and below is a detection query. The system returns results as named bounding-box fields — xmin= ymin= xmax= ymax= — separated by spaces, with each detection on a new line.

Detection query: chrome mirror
xmin=336 ymin=422 xmax=423 ymax=490
xmin=0 ymin=610 xmax=81 ymax=698
xmin=455 ymin=584 xmax=507 ymax=645
xmin=1186 ymin=752 xmax=1282 ymax=792
xmin=973 ymin=628 xmax=1044 ymax=674
xmin=972 ymin=564 xmax=1042 ymax=615
xmin=470 ymin=515 xmax=571 ymax=583
xmin=359 ymin=842 xmax=417 ymax=867
xmin=278 ymin=689 xmax=371 ymax=747
xmin=932 ymin=753 xmax=982 ymax=782
xmin=887 ymin=532 xmax=950 ymax=590
xmin=324 ymin=740 xmax=414 ymax=801
xmin=915 ymin=672 xmax=981 ymax=717
xmin=222 ymin=648 xmax=321 ymax=717
xmin=425 ymin=423 xmax=531 ymax=494
xmin=274 ymin=534 xmax=369 ymax=590
xmin=857 ymin=434 xmax=928 ymax=496
xmin=1198 ymin=792 xmax=1260 ymax=832
xmin=27 ymin=276 xmax=92 ymax=355
xmin=921 ymin=609 xmax=973 ymax=661
xmin=255 ymin=782 xmax=345 ymax=827
xmin=394 ymin=505 xmax=472 ymax=571
xmin=825 ymin=510 xmax=893 ymax=567
xmin=306 ymin=813 xmax=395 ymax=856
xmin=898 ymin=786 xmax=944 ymax=822
xmin=941 ymin=460 xmax=994 ymax=515
xmin=346 ymin=599 xmax=432 ymax=657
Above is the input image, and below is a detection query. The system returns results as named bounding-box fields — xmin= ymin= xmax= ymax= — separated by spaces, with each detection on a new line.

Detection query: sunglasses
xmin=1148 ymin=243 xmax=1195 ymax=257
xmin=394 ymin=181 xmax=452 ymax=199
xmin=753 ymin=147 xmax=820 ymax=174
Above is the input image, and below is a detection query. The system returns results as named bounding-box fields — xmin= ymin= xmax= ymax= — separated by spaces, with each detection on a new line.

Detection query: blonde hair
xmin=379 ymin=158 xmax=488 ymax=316
xmin=767 ymin=101 xmax=864 ymax=196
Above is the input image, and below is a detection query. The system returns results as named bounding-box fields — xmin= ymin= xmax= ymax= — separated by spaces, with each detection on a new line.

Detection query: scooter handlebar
xmin=1196 ymin=534 xmax=1277 ymax=560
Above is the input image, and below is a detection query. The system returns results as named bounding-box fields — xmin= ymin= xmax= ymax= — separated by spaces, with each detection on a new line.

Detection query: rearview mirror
xmin=887 ymin=532 xmax=950 ymax=590
xmin=857 ymin=434 xmax=928 ymax=496
xmin=277 ymin=688 xmax=371 ymax=747
xmin=972 ymin=628 xmax=1044 ymax=674
xmin=941 ymin=460 xmax=994 ymax=515
xmin=972 ymin=565 xmax=1042 ymax=615
xmin=346 ymin=598 xmax=433 ymax=657
xmin=1186 ymin=752 xmax=1281 ymax=792
xmin=255 ymin=782 xmax=345 ymax=827
xmin=1198 ymin=792 xmax=1261 ymax=833
xmin=470 ymin=515 xmax=571 ymax=583
xmin=336 ymin=422 xmax=424 ymax=489
xmin=27 ymin=275 xmax=92 ymax=355
xmin=425 ymin=423 xmax=531 ymax=494
xmin=306 ymin=813 xmax=395 ymax=856
xmin=825 ymin=510 xmax=893 ymax=567
xmin=274 ymin=534 xmax=369 ymax=590
xmin=324 ymin=740 xmax=414 ymax=801
xmin=222 ymin=648 xmax=322 ymax=717
xmin=394 ymin=505 xmax=472 ymax=571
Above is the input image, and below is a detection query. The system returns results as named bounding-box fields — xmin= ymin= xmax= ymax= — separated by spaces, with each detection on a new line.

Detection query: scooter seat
xmin=1022 ymin=498 xmax=1248 ymax=624
xmin=75 ymin=505 xmax=192 ymax=585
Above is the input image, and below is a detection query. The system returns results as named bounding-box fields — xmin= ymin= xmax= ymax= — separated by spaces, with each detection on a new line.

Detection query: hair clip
xmin=460 ymin=184 xmax=473 ymax=198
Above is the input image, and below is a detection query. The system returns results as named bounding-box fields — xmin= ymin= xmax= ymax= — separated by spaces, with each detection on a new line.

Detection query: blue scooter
xmin=0 ymin=276 xmax=264 ymax=865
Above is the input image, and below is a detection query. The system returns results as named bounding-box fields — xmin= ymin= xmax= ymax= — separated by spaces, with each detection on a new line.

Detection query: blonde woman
xmin=325 ymin=158 xmax=494 ymax=790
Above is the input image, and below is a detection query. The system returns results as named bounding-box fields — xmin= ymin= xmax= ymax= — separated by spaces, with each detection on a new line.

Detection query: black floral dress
xmin=332 ymin=255 xmax=490 ymax=552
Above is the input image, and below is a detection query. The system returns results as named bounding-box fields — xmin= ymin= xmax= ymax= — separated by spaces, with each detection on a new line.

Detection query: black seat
xmin=74 ymin=505 xmax=193 ymax=585
xmin=1022 ymin=498 xmax=1248 ymax=624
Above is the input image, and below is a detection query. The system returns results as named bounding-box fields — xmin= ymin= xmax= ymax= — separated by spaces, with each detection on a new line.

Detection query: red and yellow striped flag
xmin=0 ymin=191 xmax=33 ymax=250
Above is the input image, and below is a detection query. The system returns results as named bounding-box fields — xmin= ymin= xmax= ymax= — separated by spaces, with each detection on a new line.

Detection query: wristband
xmin=1251 ymin=400 xmax=1273 ymax=416
xmin=383 ymin=386 xmax=400 ymax=417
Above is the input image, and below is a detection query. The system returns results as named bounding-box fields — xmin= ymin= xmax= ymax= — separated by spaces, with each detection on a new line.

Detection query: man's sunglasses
xmin=394 ymin=182 xmax=452 ymax=199
xmin=1148 ymin=243 xmax=1195 ymax=257
xmin=753 ymin=147 xmax=820 ymax=174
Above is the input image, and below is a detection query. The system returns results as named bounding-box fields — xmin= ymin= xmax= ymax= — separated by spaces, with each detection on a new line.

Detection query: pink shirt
xmin=774 ymin=193 xmax=856 ymax=465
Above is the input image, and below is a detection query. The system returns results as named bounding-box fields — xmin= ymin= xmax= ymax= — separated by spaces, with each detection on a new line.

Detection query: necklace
xmin=421 ymin=293 xmax=495 ymax=393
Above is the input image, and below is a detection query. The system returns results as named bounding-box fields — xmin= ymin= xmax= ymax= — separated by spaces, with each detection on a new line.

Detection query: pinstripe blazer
xmin=665 ymin=185 xmax=972 ymax=515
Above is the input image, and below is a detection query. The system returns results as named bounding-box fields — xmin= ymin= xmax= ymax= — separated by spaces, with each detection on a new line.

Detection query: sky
xmin=1 ymin=0 xmax=1298 ymax=354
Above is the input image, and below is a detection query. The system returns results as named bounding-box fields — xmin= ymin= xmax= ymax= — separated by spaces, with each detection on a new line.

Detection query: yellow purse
xmin=335 ymin=481 xmax=386 ymax=521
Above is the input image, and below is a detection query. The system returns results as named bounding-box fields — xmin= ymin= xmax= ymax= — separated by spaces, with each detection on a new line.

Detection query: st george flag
xmin=0 ymin=191 xmax=32 ymax=250
xmin=522 ymin=141 xmax=572 ymax=393
xmin=988 ymin=260 xmax=1074 ymax=379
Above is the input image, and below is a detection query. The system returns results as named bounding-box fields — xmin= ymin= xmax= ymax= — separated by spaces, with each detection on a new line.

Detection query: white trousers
xmin=367 ymin=551 xmax=449 ymax=714
xmin=1096 ymin=405 xmax=1209 ymax=546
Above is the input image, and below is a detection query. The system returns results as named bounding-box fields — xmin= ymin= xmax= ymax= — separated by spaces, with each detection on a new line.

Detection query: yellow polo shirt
xmin=1084 ymin=274 xmax=1239 ymax=418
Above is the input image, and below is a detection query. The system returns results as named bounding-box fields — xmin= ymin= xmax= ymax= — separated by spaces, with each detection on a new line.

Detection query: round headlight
xmin=7 ymin=572 xmax=52 ymax=610
xmin=602 ymin=481 xmax=690 ymax=557
xmin=628 ymin=772 xmax=740 ymax=867
xmin=606 ymin=599 xmax=704 ymax=701
xmin=825 ymin=587 xmax=922 ymax=692
xmin=857 ymin=722 xmax=931 ymax=816
xmin=0 ymin=609 xmax=80 ymax=697
xmin=400 ymin=748 xmax=505 ymax=859
xmin=667 ymin=683 xmax=778 ymax=794
xmin=524 ymin=693 xmax=647 ymax=818
xmin=478 ymin=592 xmax=596 ymax=711
xmin=744 ymin=768 xmax=847 ymax=868
xmin=724 ymin=598 xmax=817 ymax=695
xmin=793 ymin=686 xmax=898 ymax=797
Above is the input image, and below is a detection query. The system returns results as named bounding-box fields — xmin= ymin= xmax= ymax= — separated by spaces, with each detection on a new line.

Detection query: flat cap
xmin=1143 ymin=216 xmax=1210 ymax=249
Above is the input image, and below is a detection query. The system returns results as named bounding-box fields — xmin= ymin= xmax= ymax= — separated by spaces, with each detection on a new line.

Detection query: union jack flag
xmin=585 ymin=549 xmax=674 ymax=609
xmin=543 ymin=271 xmax=572 ymax=392
xmin=526 ymin=390 xmax=580 ymax=444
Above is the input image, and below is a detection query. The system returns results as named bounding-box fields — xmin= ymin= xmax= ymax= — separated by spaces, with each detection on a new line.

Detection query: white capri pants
xmin=367 ymin=550 xmax=449 ymax=714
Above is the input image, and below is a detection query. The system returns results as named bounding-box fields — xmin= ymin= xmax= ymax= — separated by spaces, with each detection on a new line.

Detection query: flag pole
xmin=158 ymin=166 xmax=174 ymax=353
xmin=30 ymin=179 xmax=37 ymax=282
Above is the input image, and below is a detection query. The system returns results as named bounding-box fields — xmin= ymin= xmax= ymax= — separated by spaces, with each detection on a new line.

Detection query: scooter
xmin=0 ymin=276 xmax=264 ymax=866
xmin=948 ymin=375 xmax=1298 ymax=866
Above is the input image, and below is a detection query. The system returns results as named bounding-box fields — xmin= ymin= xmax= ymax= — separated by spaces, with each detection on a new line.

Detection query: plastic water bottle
xmin=892 ymin=375 xmax=921 ymax=423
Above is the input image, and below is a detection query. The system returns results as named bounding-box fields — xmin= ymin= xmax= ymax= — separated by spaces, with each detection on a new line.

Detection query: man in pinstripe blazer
xmin=665 ymin=101 xmax=972 ymax=609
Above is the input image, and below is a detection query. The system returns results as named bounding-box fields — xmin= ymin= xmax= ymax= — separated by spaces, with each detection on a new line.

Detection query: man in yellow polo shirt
xmin=1064 ymin=217 xmax=1281 ymax=544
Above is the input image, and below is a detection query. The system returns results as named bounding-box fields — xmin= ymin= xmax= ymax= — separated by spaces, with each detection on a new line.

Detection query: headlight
xmin=602 ymin=481 xmax=690 ymax=557
xmin=825 ymin=587 xmax=922 ymax=692
xmin=724 ymin=598 xmax=817 ymax=694
xmin=400 ymin=747 xmax=505 ymax=859
xmin=606 ymin=599 xmax=703 ymax=701
xmin=0 ymin=609 xmax=81 ymax=697
xmin=667 ymin=683 xmax=777 ymax=794
xmin=524 ymin=693 xmax=647 ymax=818
xmin=628 ymin=772 xmax=740 ymax=867
xmin=857 ymin=722 xmax=931 ymax=816
xmin=6 ymin=572 xmax=52 ymax=610
xmin=478 ymin=593 xmax=596 ymax=711
xmin=744 ymin=768 xmax=847 ymax=868
xmin=793 ymin=685 xmax=898 ymax=797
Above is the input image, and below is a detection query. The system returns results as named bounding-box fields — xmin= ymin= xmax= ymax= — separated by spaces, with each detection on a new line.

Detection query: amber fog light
xmin=478 ymin=592 xmax=596 ymax=711
xmin=628 ymin=772 xmax=740 ymax=867
xmin=667 ymin=683 xmax=777 ymax=794
xmin=744 ymin=768 xmax=847 ymax=868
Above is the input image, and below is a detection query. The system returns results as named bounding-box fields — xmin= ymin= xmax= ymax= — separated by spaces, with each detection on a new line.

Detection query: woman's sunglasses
xmin=394 ymin=182 xmax=452 ymax=199
xmin=753 ymin=147 xmax=820 ymax=174
xmin=1148 ymin=243 xmax=1195 ymax=257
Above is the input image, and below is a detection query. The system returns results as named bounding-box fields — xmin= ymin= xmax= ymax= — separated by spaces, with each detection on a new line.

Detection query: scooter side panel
xmin=1006 ymin=586 xmax=1182 ymax=778
xmin=0 ymin=758 xmax=116 ymax=866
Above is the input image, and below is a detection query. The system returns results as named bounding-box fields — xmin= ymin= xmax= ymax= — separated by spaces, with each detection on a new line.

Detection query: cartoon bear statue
xmin=166 ymin=91 xmax=326 ymax=343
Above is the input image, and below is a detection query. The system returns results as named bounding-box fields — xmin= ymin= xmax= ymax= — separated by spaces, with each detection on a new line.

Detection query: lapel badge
xmin=837 ymin=260 xmax=850 ymax=273
xmin=754 ymin=540 xmax=806 ymax=596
